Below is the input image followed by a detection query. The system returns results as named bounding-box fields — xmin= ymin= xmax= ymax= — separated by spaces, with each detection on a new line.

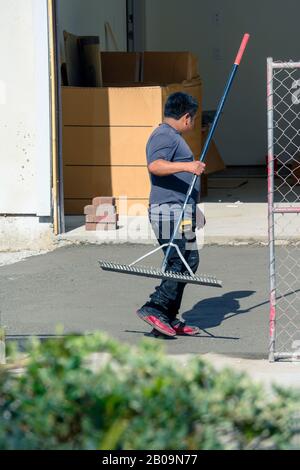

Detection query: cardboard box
xmin=101 ymin=52 xmax=141 ymax=84
xmin=64 ymin=31 xmax=83 ymax=86
xmin=62 ymin=52 xmax=203 ymax=215
xmin=201 ymin=175 xmax=208 ymax=198
xmin=62 ymin=86 xmax=163 ymax=127
xmin=64 ymin=167 xmax=151 ymax=199
xmin=62 ymin=81 xmax=203 ymax=214
xmin=100 ymin=51 xmax=198 ymax=86
xmin=201 ymin=128 xmax=226 ymax=175
xmin=62 ymin=80 xmax=202 ymax=215
xmin=62 ymin=78 xmax=202 ymax=148
xmin=142 ymin=52 xmax=199 ymax=84
xmin=63 ymin=127 xmax=154 ymax=166
xmin=80 ymin=37 xmax=103 ymax=87
xmin=64 ymin=31 xmax=103 ymax=87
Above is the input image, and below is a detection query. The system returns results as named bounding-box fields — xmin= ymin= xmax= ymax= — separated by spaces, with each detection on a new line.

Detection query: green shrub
xmin=0 ymin=333 xmax=299 ymax=450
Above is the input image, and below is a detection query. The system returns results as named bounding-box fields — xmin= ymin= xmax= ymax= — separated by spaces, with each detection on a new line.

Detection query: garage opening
xmin=53 ymin=0 xmax=300 ymax=236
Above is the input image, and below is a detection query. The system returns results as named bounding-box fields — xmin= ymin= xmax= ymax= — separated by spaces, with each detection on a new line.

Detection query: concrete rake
xmin=99 ymin=242 xmax=222 ymax=288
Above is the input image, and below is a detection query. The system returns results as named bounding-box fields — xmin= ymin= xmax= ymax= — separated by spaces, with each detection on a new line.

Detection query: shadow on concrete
xmin=183 ymin=290 xmax=256 ymax=331
xmin=125 ymin=329 xmax=239 ymax=341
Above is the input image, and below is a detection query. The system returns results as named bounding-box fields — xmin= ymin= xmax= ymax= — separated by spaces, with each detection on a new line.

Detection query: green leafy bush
xmin=0 ymin=333 xmax=299 ymax=450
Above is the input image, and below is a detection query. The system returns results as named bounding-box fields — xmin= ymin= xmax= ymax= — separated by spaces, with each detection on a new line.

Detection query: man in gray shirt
xmin=137 ymin=92 xmax=206 ymax=337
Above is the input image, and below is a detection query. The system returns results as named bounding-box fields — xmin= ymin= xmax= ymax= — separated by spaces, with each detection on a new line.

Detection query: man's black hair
xmin=164 ymin=92 xmax=198 ymax=120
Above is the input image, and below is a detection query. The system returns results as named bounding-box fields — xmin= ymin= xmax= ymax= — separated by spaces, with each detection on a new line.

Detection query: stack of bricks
xmin=84 ymin=197 xmax=119 ymax=231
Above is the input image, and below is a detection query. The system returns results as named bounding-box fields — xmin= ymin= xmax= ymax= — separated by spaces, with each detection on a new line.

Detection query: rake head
xmin=99 ymin=261 xmax=222 ymax=288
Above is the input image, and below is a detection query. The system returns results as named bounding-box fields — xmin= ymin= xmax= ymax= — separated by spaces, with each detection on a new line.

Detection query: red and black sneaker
xmin=137 ymin=308 xmax=176 ymax=337
xmin=171 ymin=319 xmax=200 ymax=336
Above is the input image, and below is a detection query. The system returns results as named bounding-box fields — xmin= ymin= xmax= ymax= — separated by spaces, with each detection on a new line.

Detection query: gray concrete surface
xmin=200 ymin=354 xmax=300 ymax=390
xmin=0 ymin=244 xmax=268 ymax=358
xmin=0 ymin=250 xmax=50 ymax=267
xmin=3 ymin=244 xmax=300 ymax=389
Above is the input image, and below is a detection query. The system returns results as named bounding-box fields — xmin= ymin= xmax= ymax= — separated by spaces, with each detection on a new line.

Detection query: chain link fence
xmin=268 ymin=59 xmax=300 ymax=361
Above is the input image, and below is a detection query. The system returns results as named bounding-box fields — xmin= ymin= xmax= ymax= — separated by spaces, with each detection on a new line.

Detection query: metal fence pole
xmin=267 ymin=58 xmax=276 ymax=362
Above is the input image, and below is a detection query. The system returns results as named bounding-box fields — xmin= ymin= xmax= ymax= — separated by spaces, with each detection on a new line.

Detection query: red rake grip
xmin=234 ymin=33 xmax=250 ymax=66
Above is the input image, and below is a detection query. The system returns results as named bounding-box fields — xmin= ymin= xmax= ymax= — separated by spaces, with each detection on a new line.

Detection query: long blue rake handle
xmin=162 ymin=33 xmax=250 ymax=272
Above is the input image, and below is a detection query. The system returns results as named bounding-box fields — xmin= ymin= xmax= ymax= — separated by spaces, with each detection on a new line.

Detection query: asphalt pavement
xmin=0 ymin=244 xmax=269 ymax=358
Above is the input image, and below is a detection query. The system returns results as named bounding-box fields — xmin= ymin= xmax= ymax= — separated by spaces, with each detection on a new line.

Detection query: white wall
xmin=57 ymin=0 xmax=127 ymax=57
xmin=0 ymin=0 xmax=51 ymax=215
xmin=145 ymin=0 xmax=300 ymax=165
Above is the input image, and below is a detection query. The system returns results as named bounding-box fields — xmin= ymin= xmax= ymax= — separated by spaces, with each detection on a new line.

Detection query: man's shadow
xmin=182 ymin=290 xmax=256 ymax=332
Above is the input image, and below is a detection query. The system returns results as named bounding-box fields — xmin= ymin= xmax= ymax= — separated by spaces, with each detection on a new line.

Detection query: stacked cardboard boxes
xmin=62 ymin=52 xmax=225 ymax=215
xmin=84 ymin=197 xmax=118 ymax=231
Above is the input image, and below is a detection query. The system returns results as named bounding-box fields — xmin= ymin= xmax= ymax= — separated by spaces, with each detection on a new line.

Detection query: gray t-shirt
xmin=146 ymin=123 xmax=199 ymax=220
